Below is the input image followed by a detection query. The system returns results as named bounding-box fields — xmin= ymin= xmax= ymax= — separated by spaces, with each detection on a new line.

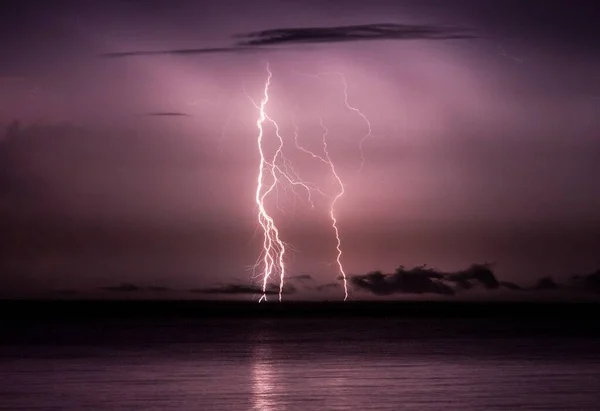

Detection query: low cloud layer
xmin=101 ymin=283 xmax=171 ymax=292
xmin=351 ymin=265 xmax=457 ymax=296
xmin=191 ymin=283 xmax=297 ymax=296
xmin=349 ymin=264 xmax=600 ymax=297
xmin=55 ymin=266 xmax=600 ymax=300
xmin=315 ymin=282 xmax=340 ymax=292
xmin=184 ymin=265 xmax=600 ymax=300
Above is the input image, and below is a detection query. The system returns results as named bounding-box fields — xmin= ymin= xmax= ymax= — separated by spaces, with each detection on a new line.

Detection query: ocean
xmin=1 ymin=316 xmax=599 ymax=410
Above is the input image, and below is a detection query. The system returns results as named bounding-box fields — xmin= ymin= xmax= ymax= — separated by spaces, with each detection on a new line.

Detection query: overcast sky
xmin=1 ymin=0 xmax=599 ymax=299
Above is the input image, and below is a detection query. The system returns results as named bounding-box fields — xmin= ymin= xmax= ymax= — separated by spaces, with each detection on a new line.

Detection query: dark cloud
xmin=235 ymin=23 xmax=477 ymax=47
xmin=101 ymin=23 xmax=476 ymax=58
xmin=100 ymin=283 xmax=172 ymax=292
xmin=146 ymin=286 xmax=171 ymax=292
xmin=351 ymin=264 xmax=600 ymax=297
xmin=146 ymin=112 xmax=191 ymax=117
xmin=315 ymin=282 xmax=340 ymax=291
xmin=101 ymin=46 xmax=265 ymax=58
xmin=499 ymin=281 xmax=522 ymax=291
xmin=448 ymin=264 xmax=500 ymax=290
xmin=191 ymin=283 xmax=297 ymax=295
xmin=532 ymin=277 xmax=560 ymax=291
xmin=351 ymin=266 xmax=456 ymax=296
xmin=101 ymin=283 xmax=141 ymax=292
xmin=52 ymin=289 xmax=80 ymax=296
xmin=350 ymin=264 xmax=500 ymax=296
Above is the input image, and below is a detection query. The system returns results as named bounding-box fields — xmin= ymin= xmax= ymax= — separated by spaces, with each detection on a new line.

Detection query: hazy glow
xmin=1 ymin=0 xmax=599 ymax=297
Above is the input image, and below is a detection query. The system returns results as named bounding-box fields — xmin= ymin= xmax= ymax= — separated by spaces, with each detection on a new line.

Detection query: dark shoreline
xmin=1 ymin=299 xmax=599 ymax=321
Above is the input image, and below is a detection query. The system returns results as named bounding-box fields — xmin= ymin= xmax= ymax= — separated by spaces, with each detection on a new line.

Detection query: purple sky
xmin=1 ymin=0 xmax=599 ymax=299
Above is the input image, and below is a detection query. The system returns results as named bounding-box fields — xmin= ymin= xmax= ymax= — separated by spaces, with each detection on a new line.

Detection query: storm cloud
xmin=236 ymin=23 xmax=477 ymax=46
xmin=101 ymin=23 xmax=476 ymax=57
xmin=350 ymin=265 xmax=457 ymax=296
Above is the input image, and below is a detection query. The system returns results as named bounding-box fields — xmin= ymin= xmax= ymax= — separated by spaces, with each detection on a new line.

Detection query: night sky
xmin=1 ymin=0 xmax=599 ymax=299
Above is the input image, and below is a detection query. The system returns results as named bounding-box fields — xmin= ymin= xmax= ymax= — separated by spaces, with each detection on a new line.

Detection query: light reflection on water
xmin=0 ymin=319 xmax=599 ymax=410
xmin=252 ymin=345 xmax=277 ymax=411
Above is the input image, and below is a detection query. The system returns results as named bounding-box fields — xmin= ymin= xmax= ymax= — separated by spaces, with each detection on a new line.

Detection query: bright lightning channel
xmin=291 ymin=113 xmax=349 ymax=300
xmin=250 ymin=63 xmax=323 ymax=302
xmin=250 ymin=64 xmax=350 ymax=302
xmin=318 ymin=117 xmax=348 ymax=301
xmin=294 ymin=70 xmax=375 ymax=173
xmin=252 ymin=63 xmax=286 ymax=303
xmin=336 ymin=74 xmax=374 ymax=173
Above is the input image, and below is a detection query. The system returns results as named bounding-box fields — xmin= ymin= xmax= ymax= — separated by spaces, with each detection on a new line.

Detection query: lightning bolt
xmin=292 ymin=70 xmax=375 ymax=172
xmin=318 ymin=117 xmax=349 ymax=300
xmin=252 ymin=63 xmax=287 ymax=303
xmin=249 ymin=64 xmax=350 ymax=302
xmin=290 ymin=113 xmax=349 ymax=300
xmin=335 ymin=74 xmax=374 ymax=173
xmin=250 ymin=64 xmax=324 ymax=302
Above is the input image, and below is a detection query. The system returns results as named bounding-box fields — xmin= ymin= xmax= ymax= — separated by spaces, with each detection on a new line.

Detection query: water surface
xmin=1 ymin=319 xmax=599 ymax=410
